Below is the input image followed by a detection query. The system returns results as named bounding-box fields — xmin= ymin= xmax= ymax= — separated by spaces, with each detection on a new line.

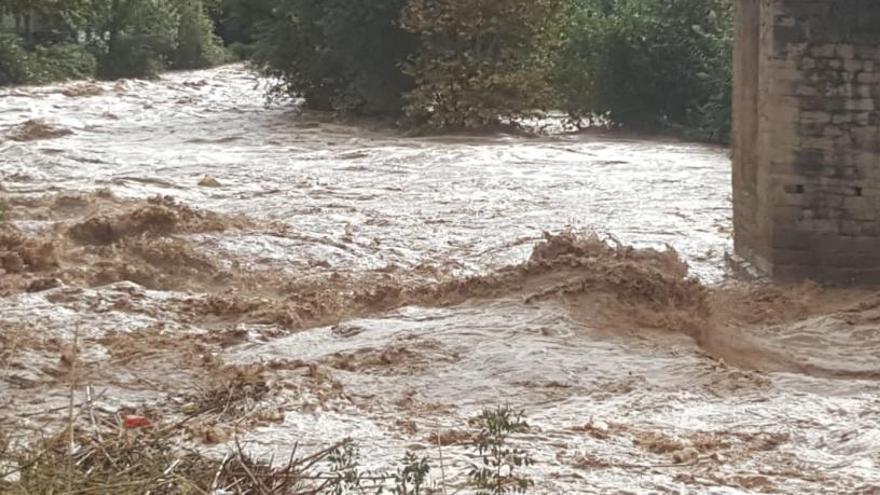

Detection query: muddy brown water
xmin=2 ymin=65 xmax=880 ymax=493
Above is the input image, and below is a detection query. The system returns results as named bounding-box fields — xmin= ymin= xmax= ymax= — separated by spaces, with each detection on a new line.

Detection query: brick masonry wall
xmin=733 ymin=0 xmax=880 ymax=283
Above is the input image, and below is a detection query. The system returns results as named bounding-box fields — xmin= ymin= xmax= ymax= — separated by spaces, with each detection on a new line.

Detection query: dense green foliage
xmin=254 ymin=0 xmax=416 ymax=114
xmin=402 ymin=0 xmax=567 ymax=128
xmin=174 ymin=0 xmax=230 ymax=70
xmin=556 ymin=0 xmax=733 ymax=141
xmin=252 ymin=0 xmax=732 ymax=140
xmin=1 ymin=0 xmax=734 ymax=142
xmin=94 ymin=0 xmax=178 ymax=80
xmin=30 ymin=43 xmax=98 ymax=83
xmin=0 ymin=0 xmax=229 ymax=84
xmin=0 ymin=34 xmax=32 ymax=85
xmin=0 ymin=35 xmax=96 ymax=85
xmin=211 ymin=0 xmax=274 ymax=51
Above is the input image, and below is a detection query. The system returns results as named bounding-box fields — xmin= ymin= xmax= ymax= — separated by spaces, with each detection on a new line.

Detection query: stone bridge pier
xmin=733 ymin=0 xmax=880 ymax=283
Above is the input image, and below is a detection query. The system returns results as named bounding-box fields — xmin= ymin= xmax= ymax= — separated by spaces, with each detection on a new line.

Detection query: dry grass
xmin=0 ymin=422 xmax=363 ymax=495
xmin=0 ymin=352 xmax=372 ymax=495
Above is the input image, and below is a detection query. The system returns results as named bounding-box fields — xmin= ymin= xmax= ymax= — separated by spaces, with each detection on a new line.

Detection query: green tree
xmin=1 ymin=0 xmax=98 ymax=44
xmin=0 ymin=34 xmax=32 ymax=85
xmin=556 ymin=0 xmax=733 ymax=142
xmin=213 ymin=0 xmax=274 ymax=46
xmin=254 ymin=0 xmax=416 ymax=115
xmin=90 ymin=0 xmax=178 ymax=79
xmin=173 ymin=0 xmax=228 ymax=70
xmin=402 ymin=0 xmax=567 ymax=128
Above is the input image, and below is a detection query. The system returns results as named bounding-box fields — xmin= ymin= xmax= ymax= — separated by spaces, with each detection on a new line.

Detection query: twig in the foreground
xmin=436 ymin=431 xmax=449 ymax=495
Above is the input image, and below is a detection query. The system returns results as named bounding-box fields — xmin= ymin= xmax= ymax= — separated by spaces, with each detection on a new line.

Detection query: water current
xmin=1 ymin=65 xmax=879 ymax=493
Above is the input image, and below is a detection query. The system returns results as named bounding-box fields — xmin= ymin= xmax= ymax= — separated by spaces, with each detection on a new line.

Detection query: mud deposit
xmin=2 ymin=66 xmax=880 ymax=493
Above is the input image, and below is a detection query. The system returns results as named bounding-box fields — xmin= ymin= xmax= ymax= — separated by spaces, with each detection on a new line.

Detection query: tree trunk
xmin=23 ymin=14 xmax=32 ymax=45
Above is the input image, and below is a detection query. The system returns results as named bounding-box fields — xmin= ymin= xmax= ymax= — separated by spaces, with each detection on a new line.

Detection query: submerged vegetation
xmin=0 ymin=405 xmax=532 ymax=494
xmin=1 ymin=0 xmax=733 ymax=141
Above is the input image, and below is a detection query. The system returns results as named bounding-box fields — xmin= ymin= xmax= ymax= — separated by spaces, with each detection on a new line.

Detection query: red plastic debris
xmin=123 ymin=415 xmax=152 ymax=429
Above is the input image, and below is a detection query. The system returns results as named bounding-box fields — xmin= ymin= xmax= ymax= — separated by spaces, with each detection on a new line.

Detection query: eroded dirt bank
xmin=2 ymin=66 xmax=880 ymax=493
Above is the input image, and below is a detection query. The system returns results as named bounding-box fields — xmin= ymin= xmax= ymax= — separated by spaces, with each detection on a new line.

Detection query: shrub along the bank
xmin=96 ymin=0 xmax=223 ymax=79
xmin=254 ymin=0 xmax=567 ymax=126
xmin=0 ymin=35 xmax=33 ymax=86
xmin=1 ymin=0 xmax=230 ymax=84
xmin=254 ymin=0 xmax=732 ymax=140
xmin=401 ymin=0 xmax=567 ymax=128
xmin=254 ymin=0 xmax=416 ymax=115
xmin=0 ymin=36 xmax=96 ymax=85
xmin=173 ymin=0 xmax=231 ymax=70
xmin=3 ymin=0 xmax=734 ymax=142
xmin=555 ymin=0 xmax=733 ymax=142
xmin=30 ymin=43 xmax=98 ymax=83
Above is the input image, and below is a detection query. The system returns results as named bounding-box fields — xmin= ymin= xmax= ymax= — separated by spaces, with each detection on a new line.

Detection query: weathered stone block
xmin=857 ymin=72 xmax=880 ymax=84
xmin=839 ymin=220 xmax=863 ymax=236
xmin=854 ymin=112 xmax=871 ymax=125
xmin=856 ymin=45 xmax=880 ymax=60
xmin=800 ymin=111 xmax=832 ymax=124
xmin=795 ymin=84 xmax=818 ymax=96
xmin=844 ymin=98 xmax=875 ymax=111
xmin=856 ymin=85 xmax=873 ymax=97
xmin=811 ymin=44 xmax=836 ymax=58
xmin=844 ymin=59 xmax=863 ymax=72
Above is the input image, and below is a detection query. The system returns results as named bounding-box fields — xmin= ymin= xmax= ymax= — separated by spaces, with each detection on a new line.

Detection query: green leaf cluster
xmin=555 ymin=0 xmax=733 ymax=142
xmin=0 ymin=0 xmax=230 ymax=83
xmin=252 ymin=0 xmax=567 ymax=127
xmin=402 ymin=0 xmax=567 ymax=128
xmin=468 ymin=406 xmax=535 ymax=494
xmin=253 ymin=0 xmax=417 ymax=115
xmin=173 ymin=0 xmax=231 ymax=70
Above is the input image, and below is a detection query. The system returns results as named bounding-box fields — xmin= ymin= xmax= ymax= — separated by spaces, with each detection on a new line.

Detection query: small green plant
xmin=326 ymin=441 xmax=369 ymax=494
xmin=392 ymin=452 xmax=431 ymax=495
xmin=468 ymin=406 xmax=535 ymax=495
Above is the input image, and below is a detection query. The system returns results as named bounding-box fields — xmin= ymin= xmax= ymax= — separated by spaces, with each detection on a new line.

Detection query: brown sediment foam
xmin=6 ymin=193 xmax=878 ymax=380
xmin=60 ymin=83 xmax=105 ymax=98
xmin=400 ymin=232 xmax=708 ymax=333
xmin=0 ymin=194 xmax=254 ymax=296
xmin=0 ymin=223 xmax=58 ymax=274
xmin=5 ymin=119 xmax=73 ymax=142
xmin=320 ymin=341 xmax=461 ymax=375
xmin=67 ymin=195 xmax=245 ymax=245
xmin=698 ymin=285 xmax=880 ymax=378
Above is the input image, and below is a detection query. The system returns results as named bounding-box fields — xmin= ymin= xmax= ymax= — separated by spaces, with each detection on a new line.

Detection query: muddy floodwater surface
xmin=2 ymin=65 xmax=880 ymax=493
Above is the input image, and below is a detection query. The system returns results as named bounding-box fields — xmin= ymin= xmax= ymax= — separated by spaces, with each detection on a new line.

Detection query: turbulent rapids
xmin=1 ymin=65 xmax=880 ymax=493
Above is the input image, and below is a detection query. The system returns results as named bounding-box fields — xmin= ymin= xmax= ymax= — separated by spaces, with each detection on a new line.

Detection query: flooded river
xmin=1 ymin=65 xmax=880 ymax=493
